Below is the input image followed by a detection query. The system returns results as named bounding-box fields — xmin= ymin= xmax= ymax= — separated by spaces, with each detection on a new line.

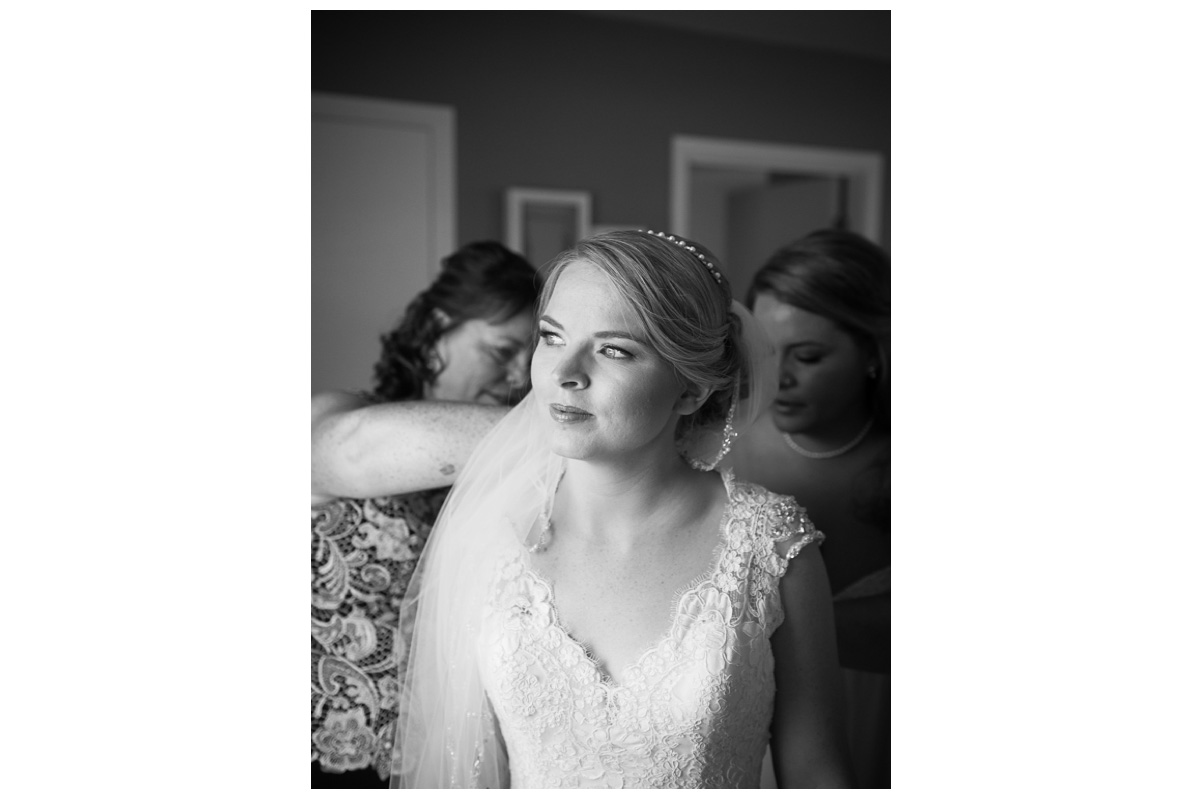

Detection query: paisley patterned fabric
xmin=311 ymin=489 xmax=448 ymax=780
xmin=478 ymin=475 xmax=822 ymax=789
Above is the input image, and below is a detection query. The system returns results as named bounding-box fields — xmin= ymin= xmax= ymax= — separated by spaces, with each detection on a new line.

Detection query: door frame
xmin=670 ymin=135 xmax=885 ymax=245
xmin=312 ymin=93 xmax=456 ymax=279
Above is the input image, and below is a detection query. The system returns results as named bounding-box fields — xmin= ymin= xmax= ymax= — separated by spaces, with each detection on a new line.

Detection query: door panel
xmin=311 ymin=95 xmax=454 ymax=394
xmin=726 ymin=178 xmax=839 ymax=303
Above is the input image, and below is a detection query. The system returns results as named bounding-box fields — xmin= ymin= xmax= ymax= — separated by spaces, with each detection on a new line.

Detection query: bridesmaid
xmin=728 ymin=228 xmax=890 ymax=787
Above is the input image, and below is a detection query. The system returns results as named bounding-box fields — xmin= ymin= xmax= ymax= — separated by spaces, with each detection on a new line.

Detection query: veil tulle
xmin=389 ymin=299 xmax=776 ymax=788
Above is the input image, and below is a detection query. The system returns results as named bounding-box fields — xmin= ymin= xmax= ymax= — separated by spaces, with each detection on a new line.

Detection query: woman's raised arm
xmin=311 ymin=391 xmax=508 ymax=504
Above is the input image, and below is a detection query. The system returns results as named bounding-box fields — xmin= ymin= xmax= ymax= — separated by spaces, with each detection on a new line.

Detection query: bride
xmin=391 ymin=230 xmax=854 ymax=789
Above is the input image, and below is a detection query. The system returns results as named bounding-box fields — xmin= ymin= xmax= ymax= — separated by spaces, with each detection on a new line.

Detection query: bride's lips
xmin=549 ymin=403 xmax=593 ymax=423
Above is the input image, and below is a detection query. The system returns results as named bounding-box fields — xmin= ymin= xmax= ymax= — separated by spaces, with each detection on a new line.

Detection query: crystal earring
xmin=688 ymin=392 xmax=739 ymax=472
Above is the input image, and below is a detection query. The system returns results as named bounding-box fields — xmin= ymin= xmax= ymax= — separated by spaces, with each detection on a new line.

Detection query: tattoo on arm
xmin=439 ymin=464 xmax=456 ymax=476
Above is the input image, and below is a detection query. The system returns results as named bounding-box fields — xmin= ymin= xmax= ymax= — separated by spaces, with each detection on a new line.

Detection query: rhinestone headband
xmin=642 ymin=230 xmax=722 ymax=285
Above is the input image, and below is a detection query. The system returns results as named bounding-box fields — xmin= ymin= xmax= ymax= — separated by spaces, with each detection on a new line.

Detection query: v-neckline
xmin=518 ymin=471 xmax=736 ymax=690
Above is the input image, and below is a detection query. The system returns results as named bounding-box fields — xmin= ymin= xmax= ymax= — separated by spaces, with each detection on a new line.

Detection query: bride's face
xmin=532 ymin=260 xmax=687 ymax=462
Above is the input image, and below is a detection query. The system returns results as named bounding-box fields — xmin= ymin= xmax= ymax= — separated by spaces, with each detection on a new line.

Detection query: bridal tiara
xmin=642 ymin=230 xmax=722 ymax=285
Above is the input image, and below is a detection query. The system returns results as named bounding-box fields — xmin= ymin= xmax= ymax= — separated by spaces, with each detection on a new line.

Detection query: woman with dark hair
xmin=728 ymin=228 xmax=890 ymax=787
xmin=371 ymin=240 xmax=542 ymax=406
xmin=310 ymin=241 xmax=539 ymax=789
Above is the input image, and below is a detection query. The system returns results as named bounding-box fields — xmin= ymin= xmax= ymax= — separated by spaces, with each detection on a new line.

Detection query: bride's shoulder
xmin=722 ymin=470 xmax=824 ymax=554
xmin=721 ymin=469 xmax=794 ymax=511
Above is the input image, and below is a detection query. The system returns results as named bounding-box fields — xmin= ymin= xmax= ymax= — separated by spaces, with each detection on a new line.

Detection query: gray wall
xmin=312 ymin=11 xmax=890 ymax=248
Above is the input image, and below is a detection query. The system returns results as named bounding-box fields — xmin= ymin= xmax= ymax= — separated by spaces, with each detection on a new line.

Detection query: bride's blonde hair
xmin=537 ymin=230 xmax=743 ymax=432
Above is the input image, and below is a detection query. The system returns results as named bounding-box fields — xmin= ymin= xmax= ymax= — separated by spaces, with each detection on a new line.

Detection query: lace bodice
xmin=477 ymin=475 xmax=823 ymax=789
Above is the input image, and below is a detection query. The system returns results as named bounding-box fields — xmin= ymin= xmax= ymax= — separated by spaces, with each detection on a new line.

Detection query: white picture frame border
xmin=504 ymin=187 xmax=592 ymax=258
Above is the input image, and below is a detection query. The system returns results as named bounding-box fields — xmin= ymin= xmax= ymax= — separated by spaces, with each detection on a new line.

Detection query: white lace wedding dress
xmin=477 ymin=473 xmax=823 ymax=789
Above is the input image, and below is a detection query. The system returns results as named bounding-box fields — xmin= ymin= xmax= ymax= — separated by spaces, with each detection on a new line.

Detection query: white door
xmin=311 ymin=94 xmax=455 ymax=394
xmin=671 ymin=136 xmax=885 ymax=298
xmin=726 ymin=178 xmax=840 ymax=303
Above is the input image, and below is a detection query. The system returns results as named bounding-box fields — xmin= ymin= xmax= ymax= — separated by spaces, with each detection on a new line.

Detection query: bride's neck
xmin=558 ymin=455 xmax=702 ymax=542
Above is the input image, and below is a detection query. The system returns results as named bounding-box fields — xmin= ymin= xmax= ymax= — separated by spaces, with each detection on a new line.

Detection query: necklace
xmin=782 ymin=417 xmax=874 ymax=459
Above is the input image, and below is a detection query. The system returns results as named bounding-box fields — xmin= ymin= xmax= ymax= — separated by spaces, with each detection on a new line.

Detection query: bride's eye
xmin=537 ymin=328 xmax=563 ymax=346
xmin=600 ymin=344 xmax=632 ymax=360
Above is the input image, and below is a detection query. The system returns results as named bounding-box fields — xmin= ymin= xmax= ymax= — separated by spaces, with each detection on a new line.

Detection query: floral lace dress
xmin=478 ymin=474 xmax=823 ymax=789
xmin=311 ymin=489 xmax=448 ymax=782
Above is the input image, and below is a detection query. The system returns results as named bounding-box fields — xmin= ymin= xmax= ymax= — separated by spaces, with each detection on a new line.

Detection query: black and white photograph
xmin=311 ymin=10 xmax=890 ymax=789
xmin=14 ymin=5 xmax=1200 ymax=796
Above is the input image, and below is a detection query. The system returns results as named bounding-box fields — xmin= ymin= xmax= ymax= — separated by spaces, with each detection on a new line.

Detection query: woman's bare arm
xmin=770 ymin=546 xmax=856 ymax=788
xmin=311 ymin=391 xmax=508 ymax=504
